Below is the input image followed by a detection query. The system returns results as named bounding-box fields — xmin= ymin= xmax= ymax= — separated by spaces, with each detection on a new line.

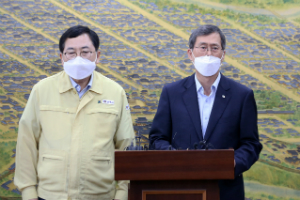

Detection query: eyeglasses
xmin=194 ymin=45 xmax=223 ymax=54
xmin=64 ymin=50 xmax=94 ymax=60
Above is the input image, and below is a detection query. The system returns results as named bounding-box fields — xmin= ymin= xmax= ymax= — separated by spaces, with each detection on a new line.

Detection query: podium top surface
xmin=115 ymin=150 xmax=234 ymax=181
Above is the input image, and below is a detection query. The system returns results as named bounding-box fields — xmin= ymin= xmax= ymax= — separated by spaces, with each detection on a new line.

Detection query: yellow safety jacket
xmin=14 ymin=71 xmax=135 ymax=200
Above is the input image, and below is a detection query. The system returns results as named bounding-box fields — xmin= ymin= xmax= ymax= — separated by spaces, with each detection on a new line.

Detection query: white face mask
xmin=63 ymin=56 xmax=97 ymax=80
xmin=191 ymin=51 xmax=223 ymax=77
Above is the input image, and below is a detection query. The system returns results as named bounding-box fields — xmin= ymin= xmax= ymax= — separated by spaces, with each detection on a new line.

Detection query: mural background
xmin=0 ymin=0 xmax=300 ymax=199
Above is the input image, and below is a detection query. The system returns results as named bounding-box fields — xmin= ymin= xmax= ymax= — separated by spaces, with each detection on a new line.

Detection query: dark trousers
xmin=38 ymin=198 xmax=45 ymax=200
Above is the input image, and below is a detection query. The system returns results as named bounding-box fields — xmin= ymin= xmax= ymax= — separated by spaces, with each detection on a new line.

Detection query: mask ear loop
xmin=220 ymin=51 xmax=224 ymax=67
xmin=220 ymin=52 xmax=224 ymax=60
xmin=190 ymin=49 xmax=196 ymax=65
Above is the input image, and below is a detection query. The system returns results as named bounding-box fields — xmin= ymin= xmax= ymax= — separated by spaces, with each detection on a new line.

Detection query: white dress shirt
xmin=195 ymin=72 xmax=221 ymax=138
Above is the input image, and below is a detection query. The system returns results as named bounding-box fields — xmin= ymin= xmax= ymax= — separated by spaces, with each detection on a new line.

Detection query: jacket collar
xmin=58 ymin=71 xmax=103 ymax=94
xmin=188 ymin=72 xmax=230 ymax=91
xmin=89 ymin=71 xmax=102 ymax=94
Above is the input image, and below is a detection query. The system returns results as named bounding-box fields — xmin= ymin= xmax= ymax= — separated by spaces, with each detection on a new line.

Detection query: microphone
xmin=125 ymin=139 xmax=135 ymax=150
xmin=171 ymin=132 xmax=180 ymax=150
xmin=193 ymin=142 xmax=198 ymax=150
xmin=172 ymin=132 xmax=177 ymax=140
xmin=199 ymin=140 xmax=206 ymax=149
xmin=125 ymin=137 xmax=143 ymax=150
xmin=206 ymin=143 xmax=215 ymax=150
xmin=144 ymin=144 xmax=149 ymax=150
xmin=136 ymin=131 xmax=142 ymax=150
xmin=198 ymin=140 xmax=215 ymax=150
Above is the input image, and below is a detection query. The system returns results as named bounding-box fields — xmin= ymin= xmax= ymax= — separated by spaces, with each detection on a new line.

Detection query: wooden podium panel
xmin=143 ymin=190 xmax=205 ymax=200
xmin=144 ymin=193 xmax=203 ymax=200
xmin=115 ymin=150 xmax=234 ymax=200
xmin=129 ymin=180 xmax=218 ymax=200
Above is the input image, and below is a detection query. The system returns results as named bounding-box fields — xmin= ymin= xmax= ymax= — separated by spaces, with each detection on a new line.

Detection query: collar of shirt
xmin=194 ymin=72 xmax=221 ymax=97
xmin=69 ymin=73 xmax=93 ymax=93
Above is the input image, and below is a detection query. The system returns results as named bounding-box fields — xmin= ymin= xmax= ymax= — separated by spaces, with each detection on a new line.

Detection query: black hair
xmin=188 ymin=25 xmax=226 ymax=50
xmin=59 ymin=25 xmax=100 ymax=53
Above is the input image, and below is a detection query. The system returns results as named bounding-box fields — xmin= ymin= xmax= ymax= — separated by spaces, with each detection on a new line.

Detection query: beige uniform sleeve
xmin=114 ymin=90 xmax=135 ymax=200
xmin=14 ymin=85 xmax=40 ymax=200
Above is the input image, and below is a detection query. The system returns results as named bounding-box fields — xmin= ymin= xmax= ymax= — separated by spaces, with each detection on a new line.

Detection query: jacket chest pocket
xmin=86 ymin=108 xmax=119 ymax=139
xmin=39 ymin=105 xmax=75 ymax=141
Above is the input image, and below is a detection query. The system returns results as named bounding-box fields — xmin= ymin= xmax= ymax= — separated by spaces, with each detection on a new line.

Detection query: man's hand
xmin=234 ymin=159 xmax=236 ymax=167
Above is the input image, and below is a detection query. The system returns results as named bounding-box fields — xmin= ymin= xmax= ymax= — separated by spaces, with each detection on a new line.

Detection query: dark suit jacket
xmin=149 ymin=73 xmax=262 ymax=200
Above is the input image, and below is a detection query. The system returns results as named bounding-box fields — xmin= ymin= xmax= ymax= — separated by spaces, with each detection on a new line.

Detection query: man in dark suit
xmin=149 ymin=25 xmax=262 ymax=200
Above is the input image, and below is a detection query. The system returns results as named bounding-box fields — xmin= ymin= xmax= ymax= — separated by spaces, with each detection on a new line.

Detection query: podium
xmin=115 ymin=150 xmax=234 ymax=200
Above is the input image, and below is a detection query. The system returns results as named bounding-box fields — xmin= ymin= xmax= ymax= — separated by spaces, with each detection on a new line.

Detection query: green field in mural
xmin=0 ymin=0 xmax=300 ymax=199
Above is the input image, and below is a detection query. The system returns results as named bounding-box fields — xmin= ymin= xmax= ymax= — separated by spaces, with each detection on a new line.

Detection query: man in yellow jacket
xmin=14 ymin=25 xmax=135 ymax=200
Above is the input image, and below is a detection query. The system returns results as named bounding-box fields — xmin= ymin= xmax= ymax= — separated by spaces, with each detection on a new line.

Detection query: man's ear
xmin=60 ymin=53 xmax=64 ymax=66
xmin=96 ymin=51 xmax=101 ymax=63
xmin=187 ymin=49 xmax=194 ymax=62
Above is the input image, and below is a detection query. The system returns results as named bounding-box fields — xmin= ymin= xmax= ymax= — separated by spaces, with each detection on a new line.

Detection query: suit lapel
xmin=204 ymin=74 xmax=231 ymax=141
xmin=182 ymin=74 xmax=203 ymax=141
